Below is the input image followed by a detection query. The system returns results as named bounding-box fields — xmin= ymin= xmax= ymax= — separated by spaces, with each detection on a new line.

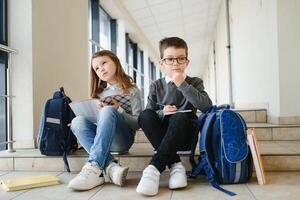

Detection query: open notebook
xmin=69 ymin=94 xmax=131 ymax=123
xmin=0 ymin=175 xmax=61 ymax=192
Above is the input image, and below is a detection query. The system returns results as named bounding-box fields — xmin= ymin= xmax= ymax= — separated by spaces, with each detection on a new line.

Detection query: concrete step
xmin=234 ymin=108 xmax=267 ymax=123
xmin=1 ymin=141 xmax=300 ymax=172
xmin=248 ymin=123 xmax=300 ymax=141
xmin=135 ymin=124 xmax=300 ymax=143
xmin=197 ymin=109 xmax=267 ymax=123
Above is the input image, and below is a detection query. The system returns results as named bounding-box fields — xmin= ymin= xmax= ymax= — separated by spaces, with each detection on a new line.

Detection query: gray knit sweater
xmin=146 ymin=76 xmax=212 ymax=119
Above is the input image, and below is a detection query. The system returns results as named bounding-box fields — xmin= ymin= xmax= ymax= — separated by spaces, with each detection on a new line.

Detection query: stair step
xmin=248 ymin=123 xmax=300 ymax=140
xmin=1 ymin=141 xmax=300 ymax=172
xmin=198 ymin=109 xmax=267 ymax=123
xmin=235 ymin=109 xmax=267 ymax=123
xmin=135 ymin=124 xmax=300 ymax=143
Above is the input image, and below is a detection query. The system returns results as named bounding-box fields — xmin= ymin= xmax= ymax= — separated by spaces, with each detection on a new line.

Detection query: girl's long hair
xmin=90 ymin=50 xmax=134 ymax=98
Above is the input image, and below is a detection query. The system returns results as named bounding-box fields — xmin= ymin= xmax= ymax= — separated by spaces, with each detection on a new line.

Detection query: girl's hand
xmin=163 ymin=105 xmax=177 ymax=113
xmin=97 ymin=101 xmax=108 ymax=109
xmin=111 ymin=98 xmax=120 ymax=110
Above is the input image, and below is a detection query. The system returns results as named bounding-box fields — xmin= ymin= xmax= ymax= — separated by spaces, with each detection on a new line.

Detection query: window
xmin=126 ymin=36 xmax=134 ymax=81
xmin=138 ymin=50 xmax=145 ymax=103
xmin=126 ymin=35 xmax=139 ymax=84
xmin=0 ymin=0 xmax=7 ymax=150
xmin=149 ymin=59 xmax=156 ymax=82
xmin=0 ymin=0 xmax=7 ymax=45
xmin=89 ymin=0 xmax=117 ymax=55
xmin=99 ymin=6 xmax=111 ymax=50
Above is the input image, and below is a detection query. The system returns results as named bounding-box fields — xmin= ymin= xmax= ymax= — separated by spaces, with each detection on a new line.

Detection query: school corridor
xmin=1 ymin=0 xmax=300 ymax=199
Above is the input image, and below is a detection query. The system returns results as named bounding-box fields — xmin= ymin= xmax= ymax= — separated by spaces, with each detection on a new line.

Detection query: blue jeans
xmin=71 ymin=106 xmax=134 ymax=169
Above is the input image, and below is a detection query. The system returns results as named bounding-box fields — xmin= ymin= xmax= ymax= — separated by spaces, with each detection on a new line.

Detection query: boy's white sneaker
xmin=68 ymin=162 xmax=104 ymax=190
xmin=136 ymin=165 xmax=160 ymax=196
xmin=105 ymin=162 xmax=129 ymax=186
xmin=169 ymin=162 xmax=187 ymax=189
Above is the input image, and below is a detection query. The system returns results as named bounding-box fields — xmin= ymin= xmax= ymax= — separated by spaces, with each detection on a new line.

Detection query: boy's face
xmin=159 ymin=47 xmax=189 ymax=78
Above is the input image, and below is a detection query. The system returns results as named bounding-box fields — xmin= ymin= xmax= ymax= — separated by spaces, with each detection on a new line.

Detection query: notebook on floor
xmin=0 ymin=174 xmax=61 ymax=192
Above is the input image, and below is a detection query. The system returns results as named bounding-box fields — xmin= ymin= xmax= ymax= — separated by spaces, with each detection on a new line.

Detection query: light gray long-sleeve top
xmin=100 ymin=84 xmax=142 ymax=131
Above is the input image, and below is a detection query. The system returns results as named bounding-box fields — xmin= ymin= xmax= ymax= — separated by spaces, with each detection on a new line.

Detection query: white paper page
xmin=69 ymin=99 xmax=99 ymax=123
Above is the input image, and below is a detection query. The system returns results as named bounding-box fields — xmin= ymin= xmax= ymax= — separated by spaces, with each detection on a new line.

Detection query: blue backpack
xmin=38 ymin=87 xmax=78 ymax=172
xmin=189 ymin=105 xmax=253 ymax=196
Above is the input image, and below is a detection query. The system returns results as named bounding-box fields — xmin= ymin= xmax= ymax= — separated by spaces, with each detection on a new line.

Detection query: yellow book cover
xmin=0 ymin=174 xmax=61 ymax=192
xmin=247 ymin=128 xmax=267 ymax=185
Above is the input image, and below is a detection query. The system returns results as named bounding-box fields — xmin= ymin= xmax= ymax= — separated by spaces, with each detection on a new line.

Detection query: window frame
xmin=0 ymin=0 xmax=8 ymax=150
xmin=89 ymin=0 xmax=117 ymax=54
xmin=0 ymin=0 xmax=7 ymax=45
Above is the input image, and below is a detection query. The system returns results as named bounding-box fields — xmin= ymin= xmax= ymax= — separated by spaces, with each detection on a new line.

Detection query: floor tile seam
xmin=245 ymin=183 xmax=258 ymax=200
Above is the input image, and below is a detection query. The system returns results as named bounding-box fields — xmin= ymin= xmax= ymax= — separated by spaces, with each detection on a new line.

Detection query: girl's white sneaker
xmin=105 ymin=162 xmax=129 ymax=186
xmin=68 ymin=162 xmax=104 ymax=190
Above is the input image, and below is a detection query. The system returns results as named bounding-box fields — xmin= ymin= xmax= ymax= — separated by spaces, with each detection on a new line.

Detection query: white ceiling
xmin=121 ymin=0 xmax=222 ymax=77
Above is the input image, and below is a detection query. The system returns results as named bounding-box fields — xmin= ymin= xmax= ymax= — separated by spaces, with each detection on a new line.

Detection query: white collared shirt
xmin=165 ymin=74 xmax=187 ymax=84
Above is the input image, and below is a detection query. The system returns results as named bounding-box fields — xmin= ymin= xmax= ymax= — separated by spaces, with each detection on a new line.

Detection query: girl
xmin=68 ymin=50 xmax=142 ymax=190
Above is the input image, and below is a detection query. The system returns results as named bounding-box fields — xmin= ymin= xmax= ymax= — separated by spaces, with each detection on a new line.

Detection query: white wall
xmin=9 ymin=0 xmax=34 ymax=148
xmin=229 ymin=0 xmax=280 ymax=117
xmin=204 ymin=41 xmax=217 ymax=104
xmin=31 ymin=0 xmax=89 ymax=144
xmin=9 ymin=0 xmax=89 ymax=148
xmin=210 ymin=0 xmax=281 ymax=118
xmin=277 ymin=0 xmax=300 ymax=117
xmin=213 ymin=0 xmax=231 ymax=105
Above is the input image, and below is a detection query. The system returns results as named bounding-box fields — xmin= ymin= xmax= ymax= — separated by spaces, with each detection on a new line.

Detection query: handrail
xmin=0 ymin=44 xmax=17 ymax=53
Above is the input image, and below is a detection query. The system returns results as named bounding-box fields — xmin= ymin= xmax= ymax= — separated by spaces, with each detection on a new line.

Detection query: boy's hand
xmin=172 ymin=72 xmax=185 ymax=87
xmin=163 ymin=105 xmax=177 ymax=113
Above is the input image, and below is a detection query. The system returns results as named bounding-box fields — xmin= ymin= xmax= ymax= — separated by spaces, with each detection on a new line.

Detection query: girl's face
xmin=92 ymin=56 xmax=117 ymax=84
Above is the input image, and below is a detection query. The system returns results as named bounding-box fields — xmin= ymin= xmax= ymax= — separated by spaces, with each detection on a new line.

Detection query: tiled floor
xmin=1 ymin=171 xmax=300 ymax=200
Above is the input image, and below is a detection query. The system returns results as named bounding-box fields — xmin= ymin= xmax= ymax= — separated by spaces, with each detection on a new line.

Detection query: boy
xmin=136 ymin=37 xmax=212 ymax=196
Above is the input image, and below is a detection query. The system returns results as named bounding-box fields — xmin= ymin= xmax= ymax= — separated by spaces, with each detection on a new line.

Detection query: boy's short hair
xmin=159 ymin=37 xmax=188 ymax=59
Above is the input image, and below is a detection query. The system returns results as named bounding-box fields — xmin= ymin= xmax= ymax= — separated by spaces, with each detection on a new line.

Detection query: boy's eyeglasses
xmin=162 ymin=57 xmax=188 ymax=65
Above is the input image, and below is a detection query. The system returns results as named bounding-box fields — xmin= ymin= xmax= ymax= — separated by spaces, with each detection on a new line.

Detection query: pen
xmin=147 ymin=96 xmax=166 ymax=107
xmin=155 ymin=102 xmax=166 ymax=107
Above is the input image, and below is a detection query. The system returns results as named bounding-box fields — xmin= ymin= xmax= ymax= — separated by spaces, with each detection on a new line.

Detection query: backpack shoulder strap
xmin=190 ymin=111 xmax=216 ymax=177
xmin=189 ymin=112 xmax=209 ymax=168
xmin=191 ymin=110 xmax=237 ymax=196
